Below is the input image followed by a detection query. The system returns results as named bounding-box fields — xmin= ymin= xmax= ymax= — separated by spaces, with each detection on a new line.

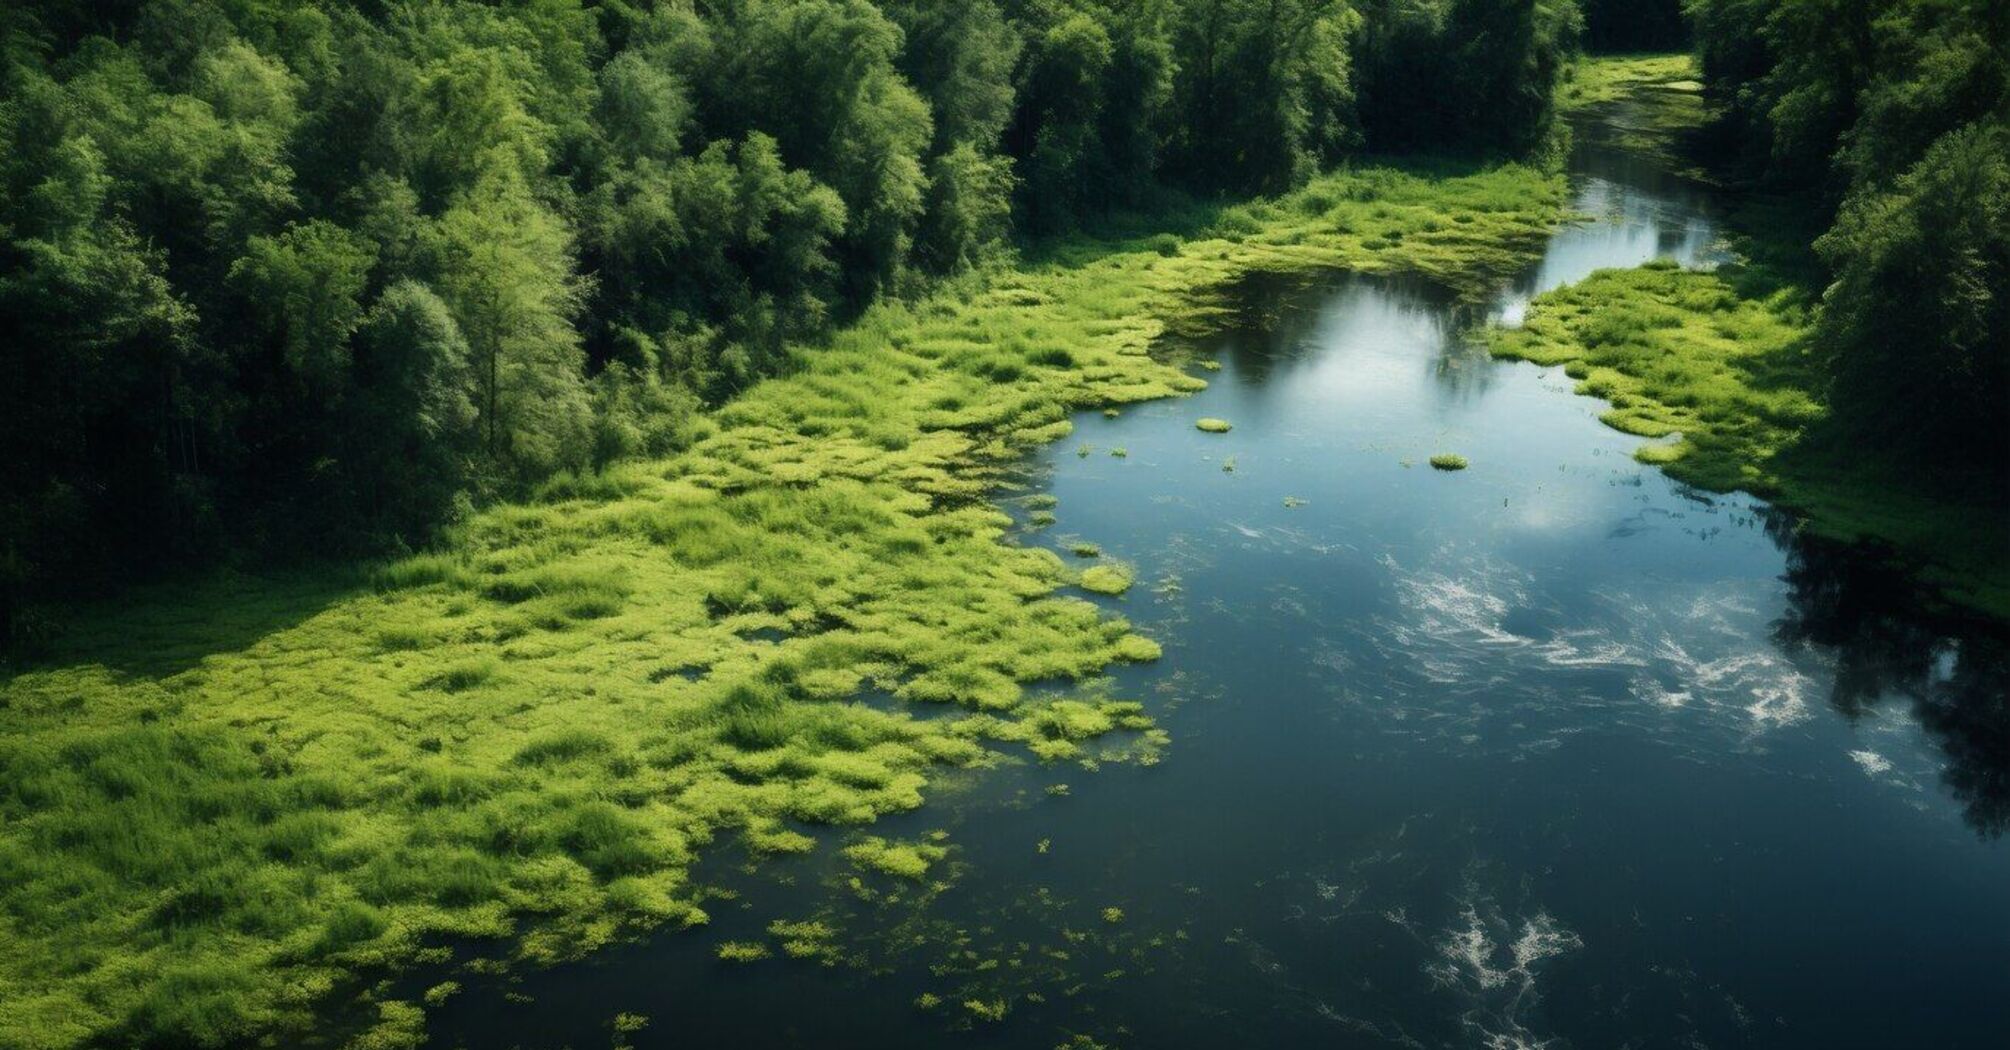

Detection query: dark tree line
xmin=1580 ymin=0 xmax=1687 ymax=53
xmin=1686 ymin=0 xmax=2009 ymax=481
xmin=0 ymin=0 xmax=1584 ymax=639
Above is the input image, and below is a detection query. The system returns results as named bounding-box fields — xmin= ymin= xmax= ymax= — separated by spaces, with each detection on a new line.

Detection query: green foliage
xmin=1815 ymin=122 xmax=2009 ymax=464
xmin=1685 ymin=0 xmax=2009 ymax=502
xmin=1428 ymin=454 xmax=1468 ymax=471
xmin=1580 ymin=0 xmax=1687 ymax=53
xmin=1351 ymin=0 xmax=1584 ymax=156
xmin=0 ymin=0 xmax=1588 ymax=638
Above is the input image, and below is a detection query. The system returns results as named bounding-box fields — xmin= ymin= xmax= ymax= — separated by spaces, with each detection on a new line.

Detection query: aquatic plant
xmin=1069 ymin=542 xmax=1102 ymax=558
xmin=843 ymin=836 xmax=949 ymax=880
xmin=1079 ymin=566 xmax=1135 ymax=596
xmin=716 ymin=942 xmax=772 ymax=963
xmin=1195 ymin=418 xmax=1233 ymax=433
xmin=1429 ymin=454 xmax=1469 ymax=471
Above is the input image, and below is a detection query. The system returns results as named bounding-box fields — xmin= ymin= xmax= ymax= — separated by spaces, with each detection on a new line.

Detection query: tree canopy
xmin=0 ymin=0 xmax=1585 ymax=635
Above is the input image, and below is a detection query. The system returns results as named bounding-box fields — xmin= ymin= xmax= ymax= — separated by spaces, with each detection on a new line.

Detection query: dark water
xmin=428 ymin=108 xmax=2010 ymax=1049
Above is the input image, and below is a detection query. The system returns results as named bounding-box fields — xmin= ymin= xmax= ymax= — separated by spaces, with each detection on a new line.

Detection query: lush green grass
xmin=1556 ymin=53 xmax=1710 ymax=177
xmin=0 ymin=157 xmax=1564 ymax=1047
xmin=1557 ymin=53 xmax=1700 ymax=114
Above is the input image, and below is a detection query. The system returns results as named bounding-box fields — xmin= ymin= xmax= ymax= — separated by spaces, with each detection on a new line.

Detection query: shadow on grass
xmin=4 ymin=563 xmax=369 ymax=681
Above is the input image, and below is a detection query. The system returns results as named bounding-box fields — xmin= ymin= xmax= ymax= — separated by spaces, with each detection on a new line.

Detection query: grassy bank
xmin=1493 ymin=60 xmax=2010 ymax=618
xmin=0 ymin=160 xmax=1565 ymax=1047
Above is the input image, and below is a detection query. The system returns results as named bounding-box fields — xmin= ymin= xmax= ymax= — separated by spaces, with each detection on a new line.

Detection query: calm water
xmin=428 ymin=106 xmax=2010 ymax=1049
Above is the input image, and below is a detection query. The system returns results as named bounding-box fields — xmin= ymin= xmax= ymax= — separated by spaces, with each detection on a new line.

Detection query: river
xmin=426 ymin=96 xmax=2010 ymax=1050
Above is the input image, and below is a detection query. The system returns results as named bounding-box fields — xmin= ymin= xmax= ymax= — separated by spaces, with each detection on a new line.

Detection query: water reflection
xmin=1772 ymin=520 xmax=2010 ymax=836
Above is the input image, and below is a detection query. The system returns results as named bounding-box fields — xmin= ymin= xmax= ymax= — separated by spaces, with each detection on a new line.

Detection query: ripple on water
xmin=1363 ymin=553 xmax=1823 ymax=751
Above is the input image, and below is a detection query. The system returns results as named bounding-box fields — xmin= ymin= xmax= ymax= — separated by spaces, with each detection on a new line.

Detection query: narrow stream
xmin=429 ymin=101 xmax=2010 ymax=1050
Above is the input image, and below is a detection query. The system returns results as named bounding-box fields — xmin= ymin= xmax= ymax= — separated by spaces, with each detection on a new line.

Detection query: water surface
xmin=429 ymin=103 xmax=2010 ymax=1050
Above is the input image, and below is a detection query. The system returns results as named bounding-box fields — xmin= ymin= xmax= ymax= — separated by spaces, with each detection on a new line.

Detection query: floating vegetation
xmin=1101 ymin=908 xmax=1126 ymax=924
xmin=1429 ymin=453 xmax=1469 ymax=471
xmin=716 ymin=941 xmax=772 ymax=963
xmin=1221 ymin=456 xmax=1238 ymax=473
xmin=1077 ymin=443 xmax=1095 ymax=457
xmin=1109 ymin=447 xmax=1128 ymax=458
xmin=1026 ymin=494 xmax=1060 ymax=510
xmin=1282 ymin=496 xmax=1307 ymax=508
xmin=1079 ymin=565 xmax=1135 ymax=595
xmin=842 ymin=835 xmax=950 ymax=881
xmin=1102 ymin=408 xmax=1121 ymax=418
xmin=1198 ymin=360 xmax=1223 ymax=371
xmin=1195 ymin=417 xmax=1233 ymax=433
xmin=768 ymin=919 xmax=843 ymax=965
xmin=1029 ymin=510 xmax=1058 ymax=528
xmin=1068 ymin=542 xmax=1103 ymax=558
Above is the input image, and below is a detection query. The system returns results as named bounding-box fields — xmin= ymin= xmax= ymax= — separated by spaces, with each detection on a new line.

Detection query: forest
xmin=1 ymin=1 xmax=2007 ymax=1047
xmin=2 ymin=0 xmax=1588 ymax=640
xmin=6 ymin=0 xmax=2000 ymax=639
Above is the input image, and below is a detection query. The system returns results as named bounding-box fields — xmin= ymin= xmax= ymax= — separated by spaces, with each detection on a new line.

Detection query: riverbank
xmin=0 ymin=153 xmax=1565 ymax=1046
xmin=1493 ymin=57 xmax=2010 ymax=618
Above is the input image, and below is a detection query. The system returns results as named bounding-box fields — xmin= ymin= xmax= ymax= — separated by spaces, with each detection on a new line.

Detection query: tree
xmin=1817 ymin=122 xmax=2010 ymax=462
xmin=228 ymin=220 xmax=375 ymax=394
xmin=345 ymin=280 xmax=480 ymax=537
xmin=424 ymin=171 xmax=591 ymax=479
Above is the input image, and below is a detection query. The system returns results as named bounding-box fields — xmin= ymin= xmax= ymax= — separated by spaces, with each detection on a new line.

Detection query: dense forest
xmin=1688 ymin=0 xmax=2007 ymax=473
xmin=0 ymin=0 xmax=1591 ymax=641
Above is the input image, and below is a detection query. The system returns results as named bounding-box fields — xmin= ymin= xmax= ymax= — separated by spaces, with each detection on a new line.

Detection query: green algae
xmin=842 ymin=835 xmax=949 ymax=881
xmin=715 ymin=941 xmax=772 ymax=963
xmin=1079 ymin=566 xmax=1135 ymax=596
xmin=0 ymin=152 xmax=1568 ymax=1046
xmin=1068 ymin=542 xmax=1103 ymax=559
xmin=1195 ymin=418 xmax=1233 ymax=433
xmin=1429 ymin=454 xmax=1469 ymax=471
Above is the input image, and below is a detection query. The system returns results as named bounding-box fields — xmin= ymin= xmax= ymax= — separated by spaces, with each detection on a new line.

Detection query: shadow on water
xmin=1770 ymin=518 xmax=2010 ymax=838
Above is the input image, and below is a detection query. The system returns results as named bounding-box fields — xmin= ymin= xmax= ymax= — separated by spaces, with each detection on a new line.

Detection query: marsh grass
xmin=0 ymin=152 xmax=1570 ymax=1047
